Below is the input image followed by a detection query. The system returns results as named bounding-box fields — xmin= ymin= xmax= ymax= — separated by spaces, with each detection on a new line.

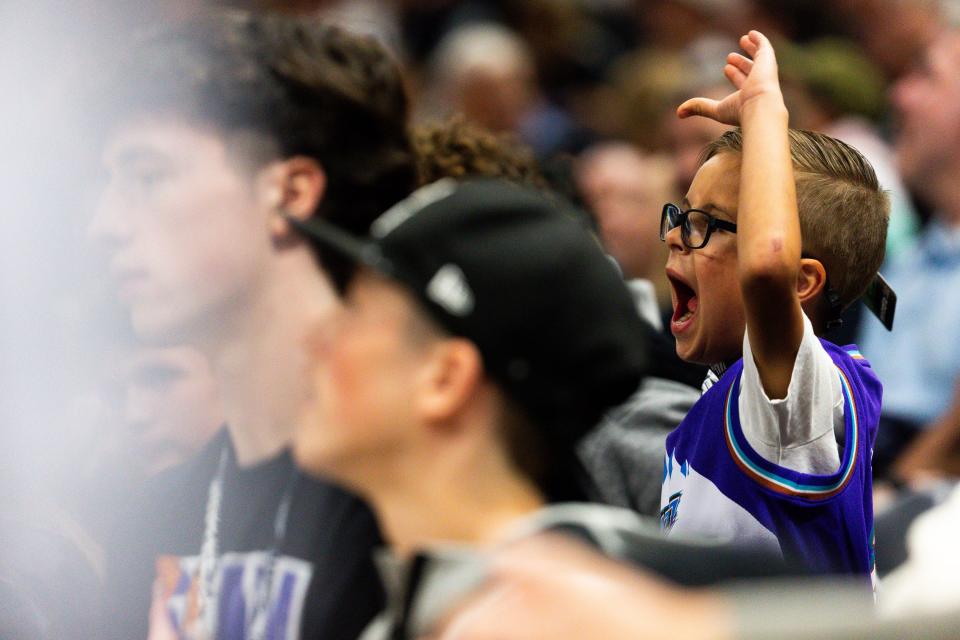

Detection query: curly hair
xmin=413 ymin=116 xmax=546 ymax=189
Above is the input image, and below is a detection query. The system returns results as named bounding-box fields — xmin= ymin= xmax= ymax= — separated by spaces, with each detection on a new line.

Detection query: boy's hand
xmin=677 ymin=30 xmax=783 ymax=125
xmin=682 ymin=28 xmax=801 ymax=401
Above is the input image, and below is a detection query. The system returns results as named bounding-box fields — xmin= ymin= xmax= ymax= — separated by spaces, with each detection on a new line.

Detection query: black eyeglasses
xmin=660 ymin=203 xmax=737 ymax=249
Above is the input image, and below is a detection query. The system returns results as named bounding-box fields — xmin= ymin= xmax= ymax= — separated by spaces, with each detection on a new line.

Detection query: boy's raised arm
xmin=678 ymin=31 xmax=804 ymax=399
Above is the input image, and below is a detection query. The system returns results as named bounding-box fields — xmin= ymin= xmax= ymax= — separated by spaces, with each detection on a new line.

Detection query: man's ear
xmin=797 ymin=257 xmax=828 ymax=306
xmin=416 ymin=339 xmax=485 ymax=426
xmin=264 ymin=156 xmax=327 ymax=241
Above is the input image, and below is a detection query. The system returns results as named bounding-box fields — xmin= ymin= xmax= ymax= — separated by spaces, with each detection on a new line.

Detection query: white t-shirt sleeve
xmin=738 ymin=314 xmax=844 ymax=475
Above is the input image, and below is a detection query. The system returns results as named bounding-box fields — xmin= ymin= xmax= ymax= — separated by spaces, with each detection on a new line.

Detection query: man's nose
xmin=124 ymin=386 xmax=154 ymax=432
xmin=88 ymin=190 xmax=133 ymax=249
xmin=889 ymin=73 xmax=919 ymax=116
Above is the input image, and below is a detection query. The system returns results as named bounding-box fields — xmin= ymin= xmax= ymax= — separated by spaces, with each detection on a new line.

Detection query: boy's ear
xmin=264 ymin=156 xmax=327 ymax=241
xmin=415 ymin=338 xmax=485 ymax=427
xmin=797 ymin=257 xmax=828 ymax=306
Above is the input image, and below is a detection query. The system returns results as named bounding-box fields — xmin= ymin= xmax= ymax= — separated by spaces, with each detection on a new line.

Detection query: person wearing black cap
xmin=286 ymin=178 xmax=653 ymax=638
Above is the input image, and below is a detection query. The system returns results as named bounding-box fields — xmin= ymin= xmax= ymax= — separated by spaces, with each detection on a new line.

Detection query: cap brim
xmin=286 ymin=214 xmax=395 ymax=284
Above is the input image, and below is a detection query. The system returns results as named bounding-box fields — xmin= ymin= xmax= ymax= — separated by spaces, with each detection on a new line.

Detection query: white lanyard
xmin=195 ymin=445 xmax=298 ymax=640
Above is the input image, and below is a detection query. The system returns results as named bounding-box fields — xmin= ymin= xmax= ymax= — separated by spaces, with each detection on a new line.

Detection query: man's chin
xmin=292 ymin=432 xmax=346 ymax=482
xmin=291 ymin=438 xmax=324 ymax=478
xmin=129 ymin=307 xmax=209 ymax=345
xmin=894 ymin=147 xmax=927 ymax=188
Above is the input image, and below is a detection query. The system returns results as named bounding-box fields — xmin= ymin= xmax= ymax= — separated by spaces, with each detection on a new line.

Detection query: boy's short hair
xmin=98 ymin=10 xmax=416 ymax=235
xmin=701 ymin=129 xmax=889 ymax=311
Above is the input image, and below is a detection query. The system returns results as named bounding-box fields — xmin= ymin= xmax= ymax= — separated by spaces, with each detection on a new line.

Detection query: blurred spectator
xmin=427 ymin=22 xmax=587 ymax=157
xmin=112 ymin=345 xmax=223 ymax=478
xmin=577 ymin=142 xmax=674 ymax=314
xmin=314 ymin=0 xmax=404 ymax=58
xmin=634 ymin=0 xmax=748 ymax=51
xmin=428 ymin=23 xmax=535 ymax=134
xmin=607 ymin=36 xmax=736 ymax=158
xmin=606 ymin=47 xmax=695 ymax=151
xmin=859 ymin=28 xmax=960 ymax=480
xmin=779 ymin=37 xmax=918 ymax=260
xmin=665 ymin=83 xmax=733 ymax=192
xmin=397 ymin=0 xmax=508 ymax=65
xmin=67 ymin=341 xmax=224 ymax=544
xmin=829 ymin=0 xmax=942 ymax=81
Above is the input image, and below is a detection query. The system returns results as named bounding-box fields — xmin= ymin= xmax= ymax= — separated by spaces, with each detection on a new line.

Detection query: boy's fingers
xmin=749 ymin=30 xmax=769 ymax=47
xmin=740 ymin=33 xmax=757 ymax=57
xmin=727 ymin=52 xmax=753 ymax=75
xmin=724 ymin=64 xmax=747 ymax=89
xmin=747 ymin=30 xmax=773 ymax=59
xmin=677 ymin=97 xmax=720 ymax=120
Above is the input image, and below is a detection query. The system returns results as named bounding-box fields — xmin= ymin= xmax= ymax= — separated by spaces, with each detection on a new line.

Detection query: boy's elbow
xmin=739 ymin=250 xmax=797 ymax=297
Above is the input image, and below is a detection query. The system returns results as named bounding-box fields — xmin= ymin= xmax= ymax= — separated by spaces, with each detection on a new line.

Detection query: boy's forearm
xmin=737 ymin=94 xmax=805 ymax=397
xmin=737 ymin=97 xmax=799 ymax=292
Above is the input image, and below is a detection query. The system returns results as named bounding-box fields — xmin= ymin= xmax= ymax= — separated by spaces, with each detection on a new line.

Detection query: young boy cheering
xmin=659 ymin=31 xmax=888 ymax=578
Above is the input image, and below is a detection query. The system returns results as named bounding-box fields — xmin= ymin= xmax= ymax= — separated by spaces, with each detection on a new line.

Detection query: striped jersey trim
xmin=723 ymin=367 xmax=859 ymax=500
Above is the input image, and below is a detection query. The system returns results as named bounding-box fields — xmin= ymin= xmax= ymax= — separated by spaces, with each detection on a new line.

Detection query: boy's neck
xmin=709 ymin=361 xmax=731 ymax=379
xmin=370 ymin=441 xmax=546 ymax=559
xmin=208 ymin=251 xmax=338 ymax=467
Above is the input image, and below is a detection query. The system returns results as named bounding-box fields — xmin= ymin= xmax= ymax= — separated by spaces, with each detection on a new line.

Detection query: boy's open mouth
xmin=668 ymin=273 xmax=698 ymax=333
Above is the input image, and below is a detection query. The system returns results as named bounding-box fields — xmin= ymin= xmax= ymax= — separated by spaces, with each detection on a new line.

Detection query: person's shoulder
xmin=517 ymin=503 xmax=796 ymax=586
xmin=819 ymin=340 xmax=877 ymax=375
xmin=819 ymin=340 xmax=883 ymax=415
xmin=704 ymin=359 xmax=745 ymax=397
xmin=514 ymin=503 xmax=656 ymax=556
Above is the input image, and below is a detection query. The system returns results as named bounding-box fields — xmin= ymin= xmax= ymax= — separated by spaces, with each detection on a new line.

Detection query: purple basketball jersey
xmin=661 ymin=341 xmax=881 ymax=578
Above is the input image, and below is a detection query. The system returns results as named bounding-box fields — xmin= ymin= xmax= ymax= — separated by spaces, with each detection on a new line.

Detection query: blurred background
xmin=1 ymin=0 xmax=957 ymax=634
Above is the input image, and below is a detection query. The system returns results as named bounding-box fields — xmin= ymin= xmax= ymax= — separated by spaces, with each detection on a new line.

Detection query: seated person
xmin=287 ymin=178 xmax=651 ymax=638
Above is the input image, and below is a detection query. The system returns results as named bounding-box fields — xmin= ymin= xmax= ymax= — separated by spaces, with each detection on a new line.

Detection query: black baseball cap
xmin=288 ymin=178 xmax=648 ymax=447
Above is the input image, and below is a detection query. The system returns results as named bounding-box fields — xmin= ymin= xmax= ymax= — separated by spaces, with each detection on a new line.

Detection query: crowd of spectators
xmin=2 ymin=0 xmax=960 ymax=637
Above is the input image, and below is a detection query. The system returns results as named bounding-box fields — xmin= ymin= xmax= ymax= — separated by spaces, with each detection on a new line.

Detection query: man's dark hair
xmin=98 ymin=10 xmax=416 ymax=236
